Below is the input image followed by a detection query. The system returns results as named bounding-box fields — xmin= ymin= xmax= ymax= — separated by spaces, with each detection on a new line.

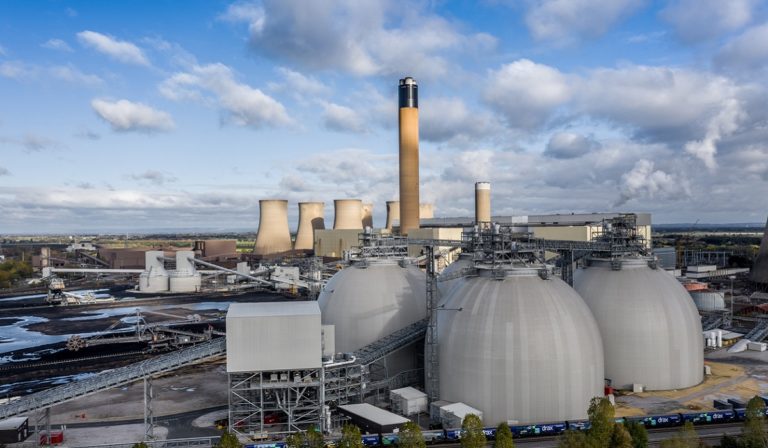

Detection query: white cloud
xmin=130 ymin=170 xmax=177 ymax=186
xmin=525 ymin=0 xmax=644 ymax=44
xmin=49 ymin=65 xmax=103 ymax=86
xmin=0 ymin=61 xmax=33 ymax=79
xmin=0 ymin=166 xmax=9 ymax=176
xmin=419 ymin=97 xmax=501 ymax=143
xmin=543 ymin=132 xmax=599 ymax=159
xmin=484 ymin=59 xmax=571 ymax=129
xmin=160 ymin=63 xmax=291 ymax=129
xmin=76 ymin=30 xmax=149 ymax=66
xmin=684 ymin=99 xmax=744 ymax=171
xmin=715 ymin=23 xmax=768 ymax=71
xmin=42 ymin=39 xmax=73 ymax=52
xmin=269 ymin=67 xmax=331 ymax=100
xmin=616 ymin=159 xmax=690 ymax=206
xmin=0 ymin=133 xmax=60 ymax=152
xmin=661 ymin=0 xmax=756 ymax=42
xmin=322 ymin=103 xmax=367 ymax=133
xmin=91 ymin=99 xmax=175 ymax=133
xmin=228 ymin=0 xmax=493 ymax=78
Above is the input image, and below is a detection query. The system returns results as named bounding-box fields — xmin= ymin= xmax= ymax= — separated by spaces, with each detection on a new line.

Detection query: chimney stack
xmin=254 ymin=199 xmax=293 ymax=256
xmin=399 ymin=76 xmax=419 ymax=236
xmin=361 ymin=202 xmax=374 ymax=229
xmin=295 ymin=202 xmax=325 ymax=251
xmin=752 ymin=216 xmax=768 ymax=285
xmin=385 ymin=201 xmax=400 ymax=230
xmin=475 ymin=182 xmax=491 ymax=224
xmin=334 ymin=199 xmax=363 ymax=229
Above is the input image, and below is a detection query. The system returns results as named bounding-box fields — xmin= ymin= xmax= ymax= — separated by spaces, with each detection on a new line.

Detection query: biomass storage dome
xmin=574 ymin=257 xmax=704 ymax=391
xmin=437 ymin=253 xmax=474 ymax=296
xmin=691 ymin=291 xmax=726 ymax=311
xmin=317 ymin=258 xmax=426 ymax=353
xmin=438 ymin=266 xmax=604 ymax=425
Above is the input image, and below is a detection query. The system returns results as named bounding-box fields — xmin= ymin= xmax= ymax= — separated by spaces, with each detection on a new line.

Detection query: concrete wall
xmin=314 ymin=229 xmax=363 ymax=258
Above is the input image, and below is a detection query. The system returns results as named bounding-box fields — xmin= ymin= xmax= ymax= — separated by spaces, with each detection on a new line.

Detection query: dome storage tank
xmin=318 ymin=258 xmax=426 ymax=353
xmin=438 ymin=265 xmax=605 ymax=425
xmin=437 ymin=252 xmax=474 ymax=296
xmin=574 ymin=257 xmax=704 ymax=390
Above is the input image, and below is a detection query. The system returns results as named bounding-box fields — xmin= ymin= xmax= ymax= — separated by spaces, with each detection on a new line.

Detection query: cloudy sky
xmin=1 ymin=0 xmax=767 ymax=233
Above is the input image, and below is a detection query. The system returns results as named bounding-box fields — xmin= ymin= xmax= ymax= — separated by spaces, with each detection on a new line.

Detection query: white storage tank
xmin=690 ymin=290 xmax=726 ymax=311
xmin=317 ymin=258 xmax=426 ymax=352
xmin=169 ymin=251 xmax=201 ymax=293
xmin=139 ymin=251 xmax=169 ymax=293
xmin=438 ymin=265 xmax=605 ymax=425
xmin=574 ymin=257 xmax=704 ymax=391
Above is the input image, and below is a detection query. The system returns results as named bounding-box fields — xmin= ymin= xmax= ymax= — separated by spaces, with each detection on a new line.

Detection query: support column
xmin=144 ymin=376 xmax=154 ymax=440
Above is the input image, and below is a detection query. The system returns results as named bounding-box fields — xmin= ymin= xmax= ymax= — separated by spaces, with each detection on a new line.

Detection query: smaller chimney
xmin=386 ymin=201 xmax=400 ymax=230
xmin=475 ymin=182 xmax=491 ymax=224
xmin=334 ymin=199 xmax=363 ymax=230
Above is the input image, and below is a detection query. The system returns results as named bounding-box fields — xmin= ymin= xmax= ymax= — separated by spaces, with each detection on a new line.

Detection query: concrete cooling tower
xmin=752 ymin=216 xmax=768 ymax=285
xmin=295 ymin=202 xmax=325 ymax=251
xmin=574 ymin=257 xmax=703 ymax=390
xmin=438 ymin=266 xmax=604 ymax=424
xmin=362 ymin=203 xmax=374 ymax=229
xmin=318 ymin=259 xmax=426 ymax=352
xmin=386 ymin=201 xmax=400 ymax=230
xmin=419 ymin=203 xmax=434 ymax=219
xmin=399 ymin=77 xmax=420 ymax=236
xmin=253 ymin=200 xmax=293 ymax=256
xmin=139 ymin=250 xmax=169 ymax=293
xmin=333 ymin=199 xmax=363 ymax=230
xmin=475 ymin=182 xmax=491 ymax=224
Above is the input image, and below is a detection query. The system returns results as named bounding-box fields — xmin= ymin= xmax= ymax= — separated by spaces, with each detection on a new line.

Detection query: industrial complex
xmin=2 ymin=76 xmax=768 ymax=448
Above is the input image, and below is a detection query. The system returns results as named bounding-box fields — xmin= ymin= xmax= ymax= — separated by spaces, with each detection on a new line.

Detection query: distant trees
xmin=0 ymin=259 xmax=32 ymax=288
xmin=215 ymin=431 xmax=243 ymax=448
xmin=625 ymin=420 xmax=649 ymax=448
xmin=586 ymin=397 xmax=616 ymax=448
xmin=398 ymin=421 xmax=426 ymax=448
xmin=286 ymin=427 xmax=324 ymax=448
xmin=460 ymin=414 xmax=486 ymax=448
xmin=130 ymin=443 xmax=149 ymax=448
xmin=493 ymin=422 xmax=514 ymax=448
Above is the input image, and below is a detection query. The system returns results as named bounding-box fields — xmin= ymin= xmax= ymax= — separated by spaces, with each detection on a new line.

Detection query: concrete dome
xmin=574 ymin=257 xmax=704 ymax=391
xmin=318 ymin=259 xmax=426 ymax=353
xmin=438 ymin=266 xmax=604 ymax=425
xmin=690 ymin=291 xmax=726 ymax=311
xmin=437 ymin=253 xmax=474 ymax=296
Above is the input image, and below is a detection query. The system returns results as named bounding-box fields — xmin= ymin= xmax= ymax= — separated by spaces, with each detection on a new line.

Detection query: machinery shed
xmin=337 ymin=404 xmax=409 ymax=434
xmin=0 ymin=416 xmax=29 ymax=444
xmin=226 ymin=302 xmax=322 ymax=373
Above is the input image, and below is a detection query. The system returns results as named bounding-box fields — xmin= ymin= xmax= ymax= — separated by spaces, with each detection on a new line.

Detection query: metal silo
xmin=574 ymin=257 xmax=704 ymax=390
xmin=438 ymin=265 xmax=604 ymax=425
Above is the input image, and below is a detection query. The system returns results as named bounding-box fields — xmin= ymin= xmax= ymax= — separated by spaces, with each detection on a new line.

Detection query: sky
xmin=1 ymin=0 xmax=767 ymax=233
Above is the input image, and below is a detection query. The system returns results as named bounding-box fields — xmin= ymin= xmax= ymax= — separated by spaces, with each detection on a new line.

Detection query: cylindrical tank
xmin=475 ymin=182 xmax=491 ymax=224
xmin=318 ymin=258 xmax=426 ymax=352
xmin=437 ymin=252 xmax=474 ymax=296
xmin=362 ymin=203 xmax=374 ymax=229
xmin=169 ymin=251 xmax=201 ymax=293
xmin=419 ymin=203 xmax=434 ymax=220
xmin=295 ymin=202 xmax=325 ymax=251
xmin=386 ymin=201 xmax=400 ymax=230
xmin=690 ymin=290 xmax=726 ymax=311
xmin=574 ymin=257 xmax=704 ymax=390
xmin=438 ymin=266 xmax=604 ymax=424
xmin=139 ymin=250 xmax=169 ymax=293
xmin=254 ymin=200 xmax=293 ymax=256
xmin=333 ymin=199 xmax=363 ymax=230
xmin=399 ymin=76 xmax=419 ymax=236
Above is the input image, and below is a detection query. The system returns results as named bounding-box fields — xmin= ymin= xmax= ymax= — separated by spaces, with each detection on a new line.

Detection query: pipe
xmin=191 ymin=258 xmax=272 ymax=286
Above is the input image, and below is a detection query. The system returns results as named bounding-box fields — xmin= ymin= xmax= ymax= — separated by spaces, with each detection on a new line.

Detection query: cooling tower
xmin=438 ymin=266 xmax=604 ymax=424
xmin=295 ymin=202 xmax=325 ymax=251
xmin=253 ymin=200 xmax=293 ymax=256
xmin=399 ymin=76 xmax=420 ymax=236
xmin=362 ymin=202 xmax=374 ymax=229
xmin=752 ymin=216 xmax=768 ymax=284
xmin=419 ymin=203 xmax=434 ymax=219
xmin=386 ymin=201 xmax=400 ymax=230
xmin=574 ymin=257 xmax=703 ymax=390
xmin=333 ymin=199 xmax=363 ymax=230
xmin=475 ymin=182 xmax=491 ymax=224
xmin=139 ymin=250 xmax=169 ymax=293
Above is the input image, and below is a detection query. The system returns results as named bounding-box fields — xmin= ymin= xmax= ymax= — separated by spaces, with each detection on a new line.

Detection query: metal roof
xmin=391 ymin=387 xmax=427 ymax=400
xmin=0 ymin=417 xmax=27 ymax=430
xmin=227 ymin=301 xmax=320 ymax=318
xmin=338 ymin=404 xmax=409 ymax=426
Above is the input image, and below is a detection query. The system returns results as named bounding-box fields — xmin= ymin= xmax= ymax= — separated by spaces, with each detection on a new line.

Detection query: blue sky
xmin=1 ymin=0 xmax=767 ymax=233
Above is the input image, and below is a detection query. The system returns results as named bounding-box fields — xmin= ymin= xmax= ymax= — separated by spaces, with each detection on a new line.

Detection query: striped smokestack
xmin=253 ymin=199 xmax=292 ymax=256
xmin=399 ymin=76 xmax=419 ymax=236
xmin=475 ymin=182 xmax=491 ymax=224
xmin=294 ymin=202 xmax=325 ymax=251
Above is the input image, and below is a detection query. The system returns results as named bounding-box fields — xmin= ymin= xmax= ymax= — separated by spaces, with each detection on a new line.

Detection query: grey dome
xmin=437 ymin=253 xmax=474 ymax=296
xmin=438 ymin=267 xmax=604 ymax=425
xmin=691 ymin=291 xmax=725 ymax=311
xmin=574 ymin=257 xmax=704 ymax=391
xmin=318 ymin=259 xmax=426 ymax=353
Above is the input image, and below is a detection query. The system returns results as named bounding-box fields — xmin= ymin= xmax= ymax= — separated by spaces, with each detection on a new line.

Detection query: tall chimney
xmin=752 ymin=215 xmax=768 ymax=285
xmin=334 ymin=199 xmax=363 ymax=229
xmin=420 ymin=203 xmax=434 ymax=220
xmin=295 ymin=202 xmax=325 ymax=251
xmin=399 ymin=76 xmax=419 ymax=236
xmin=361 ymin=202 xmax=374 ymax=229
xmin=385 ymin=201 xmax=400 ymax=230
xmin=475 ymin=182 xmax=491 ymax=224
xmin=254 ymin=199 xmax=293 ymax=256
